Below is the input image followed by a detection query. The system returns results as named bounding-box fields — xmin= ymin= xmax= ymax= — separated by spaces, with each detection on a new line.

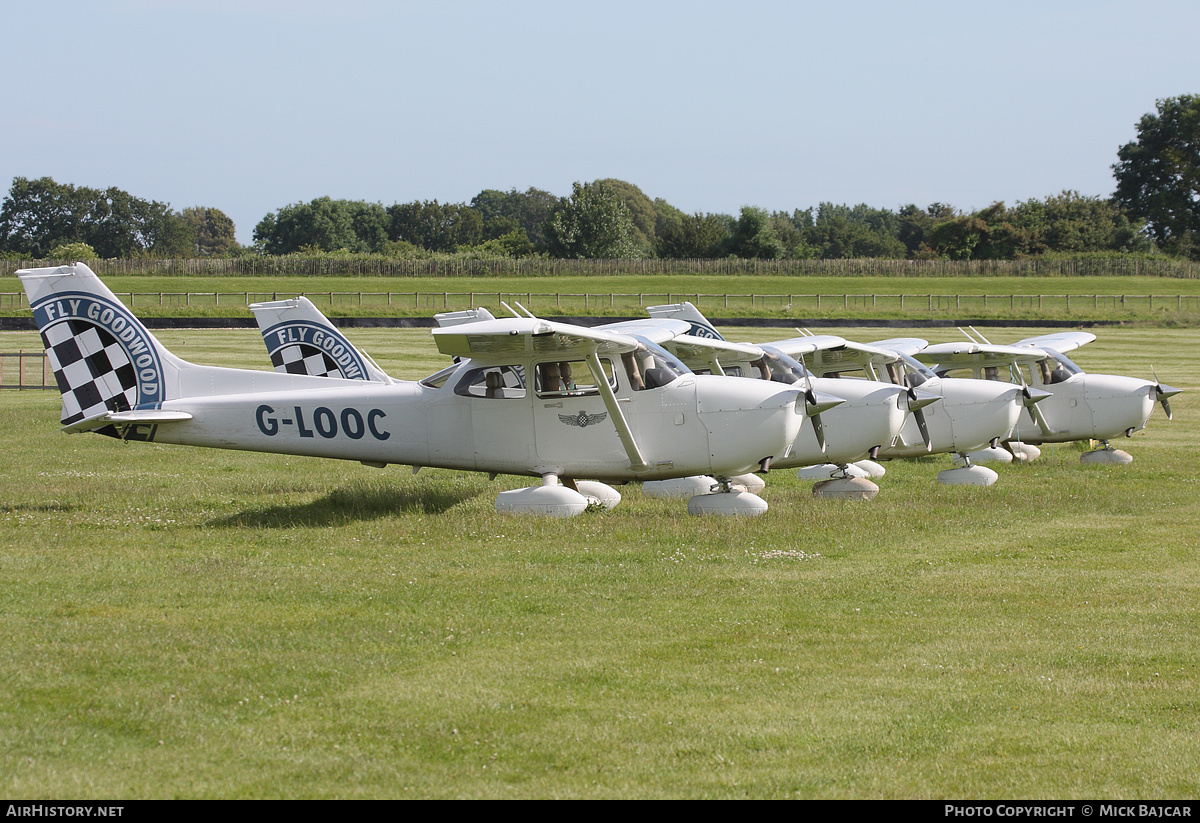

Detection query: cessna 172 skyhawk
xmin=915 ymin=328 xmax=1181 ymax=465
xmin=644 ymin=303 xmax=1046 ymax=487
xmin=20 ymin=263 xmax=809 ymax=517
xmin=250 ymin=298 xmax=886 ymax=500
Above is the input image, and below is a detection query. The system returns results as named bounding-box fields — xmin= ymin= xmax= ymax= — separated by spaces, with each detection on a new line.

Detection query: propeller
xmin=1021 ymin=384 xmax=1054 ymax=436
xmin=905 ymin=388 xmax=939 ymax=451
xmin=1151 ymin=366 xmax=1182 ymax=420
xmin=797 ymin=353 xmax=840 ymax=453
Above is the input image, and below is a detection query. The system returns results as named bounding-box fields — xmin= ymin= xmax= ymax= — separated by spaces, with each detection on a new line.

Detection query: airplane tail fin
xmin=249 ymin=296 xmax=393 ymax=383
xmin=645 ymin=301 xmax=726 ymax=341
xmin=18 ymin=262 xmax=185 ymax=429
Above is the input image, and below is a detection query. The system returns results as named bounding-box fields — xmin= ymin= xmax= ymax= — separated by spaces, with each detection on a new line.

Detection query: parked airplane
xmin=916 ymin=328 xmax=1181 ymax=464
xmin=250 ymin=298 xmax=871 ymax=498
xmin=644 ymin=303 xmax=1043 ymax=486
xmin=632 ymin=303 xmax=956 ymax=496
xmin=21 ymin=263 xmax=808 ymax=517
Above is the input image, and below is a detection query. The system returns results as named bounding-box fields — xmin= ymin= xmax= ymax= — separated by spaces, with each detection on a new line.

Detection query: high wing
xmin=916 ymin=340 xmax=1051 ymax=371
xmin=868 ymin=337 xmax=929 ymax=358
xmin=655 ymin=335 xmax=766 ymax=376
xmin=432 ymin=317 xmax=641 ymax=360
xmin=1012 ymin=331 xmax=1096 ymax=353
xmin=588 ymin=317 xmax=691 ymax=345
xmin=768 ymin=334 xmax=916 ymax=384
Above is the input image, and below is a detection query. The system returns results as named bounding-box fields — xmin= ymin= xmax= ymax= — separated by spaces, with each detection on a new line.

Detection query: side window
xmin=936 ymin=366 xmax=975 ymax=380
xmin=535 ymin=359 xmax=614 ymax=397
xmin=454 ymin=365 xmax=527 ymax=398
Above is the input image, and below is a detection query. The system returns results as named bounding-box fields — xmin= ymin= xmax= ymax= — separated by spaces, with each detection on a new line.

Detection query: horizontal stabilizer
xmin=62 ymin=409 xmax=193 ymax=434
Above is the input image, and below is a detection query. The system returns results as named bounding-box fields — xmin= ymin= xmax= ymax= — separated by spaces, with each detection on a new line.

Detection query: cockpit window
xmin=420 ymin=364 xmax=458 ymax=389
xmin=534 ymin=359 xmax=613 ymax=397
xmin=454 ymin=364 xmax=528 ymax=398
xmin=894 ymin=353 xmax=934 ymax=387
xmin=757 ymin=346 xmax=811 ymax=384
xmin=1037 ymin=350 xmax=1082 ymax=384
xmin=622 ymin=337 xmax=690 ymax=391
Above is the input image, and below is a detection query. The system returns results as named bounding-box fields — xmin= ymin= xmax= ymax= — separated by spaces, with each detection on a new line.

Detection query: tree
xmin=1113 ymin=95 xmax=1200 ymax=258
xmin=593 ymin=178 xmax=657 ymax=255
xmin=727 ymin=206 xmax=786 ymax=259
xmin=0 ymin=176 xmax=190 ymax=258
xmin=469 ymin=187 xmax=557 ymax=250
xmin=655 ymin=210 xmax=732 ymax=258
xmin=48 ymin=241 xmax=98 ymax=260
xmin=387 ymin=200 xmax=482 ymax=252
xmin=179 ymin=207 xmax=238 ymax=256
xmin=1010 ymin=191 xmax=1151 ymax=254
xmin=254 ymin=197 xmax=389 ymax=254
xmin=544 ymin=181 xmax=640 ymax=258
xmin=802 ymin=203 xmax=907 ymax=259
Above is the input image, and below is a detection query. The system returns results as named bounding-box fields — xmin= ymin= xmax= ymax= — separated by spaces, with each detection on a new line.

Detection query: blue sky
xmin=3 ymin=1 xmax=1196 ymax=244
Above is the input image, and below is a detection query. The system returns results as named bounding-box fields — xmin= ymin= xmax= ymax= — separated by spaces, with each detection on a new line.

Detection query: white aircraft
xmin=916 ymin=328 xmax=1181 ymax=464
xmin=251 ymin=296 xmax=848 ymax=506
xmin=638 ymin=303 xmax=951 ymax=497
xmin=20 ymin=263 xmax=809 ymax=517
xmin=644 ymin=303 xmax=1045 ymax=487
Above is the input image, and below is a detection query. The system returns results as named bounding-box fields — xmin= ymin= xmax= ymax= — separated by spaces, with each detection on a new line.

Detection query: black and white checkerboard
xmin=270 ymin=344 xmax=344 ymax=378
xmin=42 ymin=319 xmax=139 ymax=425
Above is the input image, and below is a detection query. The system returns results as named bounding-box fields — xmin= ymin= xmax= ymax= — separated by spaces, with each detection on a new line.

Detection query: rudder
xmin=19 ymin=262 xmax=176 ymax=427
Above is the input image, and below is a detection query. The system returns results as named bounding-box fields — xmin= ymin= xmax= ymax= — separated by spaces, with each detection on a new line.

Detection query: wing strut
xmin=585 ymin=351 xmax=650 ymax=472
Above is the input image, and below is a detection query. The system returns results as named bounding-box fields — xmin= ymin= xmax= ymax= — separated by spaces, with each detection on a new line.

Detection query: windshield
xmin=623 ymin=336 xmax=691 ymax=390
xmin=757 ymin=346 xmax=811 ymax=384
xmin=893 ymin=352 xmax=936 ymax=387
xmin=1035 ymin=349 xmax=1083 ymax=384
xmin=419 ymin=363 xmax=459 ymax=389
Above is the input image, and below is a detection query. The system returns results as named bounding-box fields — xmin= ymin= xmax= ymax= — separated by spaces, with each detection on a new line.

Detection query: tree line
xmin=3 ymin=95 xmax=1196 ymax=262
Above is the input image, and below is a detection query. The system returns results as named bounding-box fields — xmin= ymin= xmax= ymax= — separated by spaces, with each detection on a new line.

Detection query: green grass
xmin=3 ymin=273 xmax=1199 ymax=323
xmin=0 ymin=326 xmax=1196 ymax=798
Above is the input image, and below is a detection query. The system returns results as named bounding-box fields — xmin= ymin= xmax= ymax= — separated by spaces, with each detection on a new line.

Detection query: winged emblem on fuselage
xmin=559 ymin=410 xmax=608 ymax=428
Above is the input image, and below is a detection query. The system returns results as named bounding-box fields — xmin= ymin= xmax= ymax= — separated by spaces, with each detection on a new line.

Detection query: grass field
xmin=0 ymin=324 xmax=1196 ymax=798
xmin=4 ymin=273 xmax=1199 ymax=323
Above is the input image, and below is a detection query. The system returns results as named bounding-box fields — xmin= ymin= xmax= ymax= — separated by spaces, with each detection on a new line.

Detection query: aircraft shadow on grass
xmin=208 ymin=479 xmax=487 ymax=528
